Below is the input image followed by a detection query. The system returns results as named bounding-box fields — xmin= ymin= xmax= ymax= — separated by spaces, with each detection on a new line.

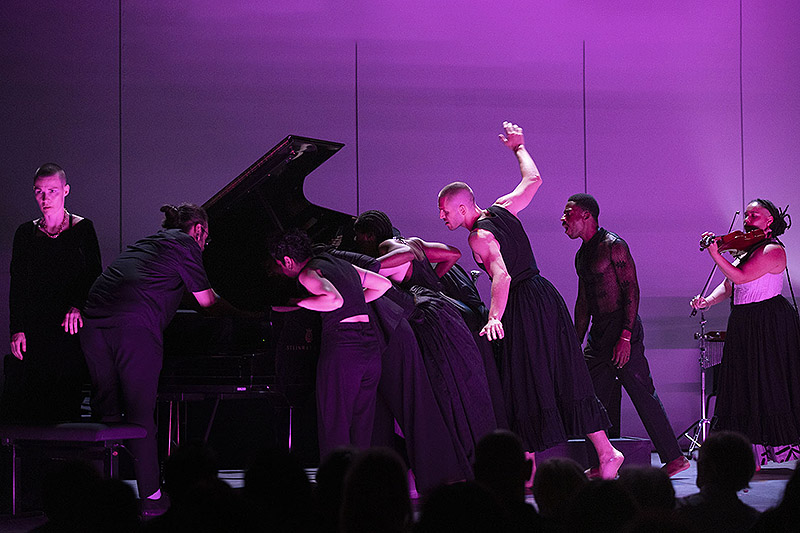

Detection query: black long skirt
xmin=405 ymin=287 xmax=498 ymax=478
xmin=501 ymin=275 xmax=610 ymax=452
xmin=715 ymin=295 xmax=800 ymax=446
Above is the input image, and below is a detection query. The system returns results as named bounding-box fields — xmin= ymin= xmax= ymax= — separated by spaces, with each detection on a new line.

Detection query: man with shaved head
xmin=438 ymin=122 xmax=623 ymax=480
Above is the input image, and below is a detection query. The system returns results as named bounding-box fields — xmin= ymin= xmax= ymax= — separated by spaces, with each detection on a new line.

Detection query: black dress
xmin=328 ymin=249 xmax=475 ymax=492
xmin=473 ymin=206 xmax=609 ymax=452
xmin=4 ymin=216 xmax=101 ymax=422
xmin=397 ymin=257 xmax=497 ymax=479
xmin=714 ymin=265 xmax=800 ymax=452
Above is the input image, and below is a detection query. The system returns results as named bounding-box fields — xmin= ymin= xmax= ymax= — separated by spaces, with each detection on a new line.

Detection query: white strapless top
xmin=733 ymin=271 xmax=784 ymax=305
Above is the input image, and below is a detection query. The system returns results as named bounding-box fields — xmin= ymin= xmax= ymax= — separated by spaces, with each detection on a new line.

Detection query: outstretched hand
xmin=480 ymin=317 xmax=504 ymax=341
xmin=499 ymin=121 xmax=525 ymax=151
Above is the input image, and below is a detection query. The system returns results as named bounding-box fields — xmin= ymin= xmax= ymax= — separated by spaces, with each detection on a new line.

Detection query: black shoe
xmin=140 ymin=493 xmax=170 ymax=519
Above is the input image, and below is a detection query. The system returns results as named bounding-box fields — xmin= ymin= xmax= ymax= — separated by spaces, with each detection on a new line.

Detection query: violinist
xmin=690 ymin=199 xmax=800 ymax=465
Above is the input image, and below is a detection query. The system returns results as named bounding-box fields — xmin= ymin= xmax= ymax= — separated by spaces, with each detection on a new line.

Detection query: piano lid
xmin=202 ymin=135 xmax=356 ymax=311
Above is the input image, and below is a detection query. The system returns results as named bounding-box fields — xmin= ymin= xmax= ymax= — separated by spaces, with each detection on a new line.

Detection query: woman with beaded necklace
xmin=3 ymin=163 xmax=101 ymax=422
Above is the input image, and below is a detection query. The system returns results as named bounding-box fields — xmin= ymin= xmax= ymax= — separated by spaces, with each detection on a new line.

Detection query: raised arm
xmin=705 ymin=239 xmax=786 ymax=285
xmin=493 ymin=122 xmax=542 ymax=217
xmin=469 ymin=228 xmax=511 ymax=341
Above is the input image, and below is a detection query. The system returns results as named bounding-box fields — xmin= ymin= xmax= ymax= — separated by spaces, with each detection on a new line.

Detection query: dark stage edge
xmin=0 ymin=454 xmax=795 ymax=532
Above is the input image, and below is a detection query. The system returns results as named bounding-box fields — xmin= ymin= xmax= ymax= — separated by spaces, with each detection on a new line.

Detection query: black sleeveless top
xmin=400 ymin=257 xmax=445 ymax=292
xmin=472 ymin=205 xmax=539 ymax=286
xmin=305 ymin=252 xmax=369 ymax=328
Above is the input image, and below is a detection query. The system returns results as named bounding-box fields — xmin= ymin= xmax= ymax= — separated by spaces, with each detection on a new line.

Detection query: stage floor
xmin=1 ymin=453 xmax=794 ymax=531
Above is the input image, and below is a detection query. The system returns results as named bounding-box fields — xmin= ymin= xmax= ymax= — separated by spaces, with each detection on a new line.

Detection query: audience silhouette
xmin=340 ymin=447 xmax=412 ymax=533
xmin=675 ymin=430 xmax=760 ymax=532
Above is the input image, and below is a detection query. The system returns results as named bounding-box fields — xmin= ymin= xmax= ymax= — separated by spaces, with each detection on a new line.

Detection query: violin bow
xmin=690 ymin=210 xmax=740 ymax=317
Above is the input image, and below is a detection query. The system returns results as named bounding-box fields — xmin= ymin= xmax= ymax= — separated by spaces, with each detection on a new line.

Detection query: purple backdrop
xmin=2 ymin=0 xmax=798 ymax=441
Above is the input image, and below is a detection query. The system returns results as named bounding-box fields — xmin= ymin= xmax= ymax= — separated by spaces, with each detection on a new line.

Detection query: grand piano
xmin=159 ymin=135 xmax=356 ymax=465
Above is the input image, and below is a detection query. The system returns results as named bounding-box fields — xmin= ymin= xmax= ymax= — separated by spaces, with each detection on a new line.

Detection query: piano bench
xmin=0 ymin=422 xmax=146 ymax=516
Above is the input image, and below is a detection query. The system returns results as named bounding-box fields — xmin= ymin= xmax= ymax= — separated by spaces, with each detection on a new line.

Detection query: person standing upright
xmin=561 ymin=193 xmax=688 ymax=477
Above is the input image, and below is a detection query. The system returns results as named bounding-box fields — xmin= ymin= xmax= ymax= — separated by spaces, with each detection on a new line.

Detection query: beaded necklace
xmin=37 ymin=209 xmax=70 ymax=238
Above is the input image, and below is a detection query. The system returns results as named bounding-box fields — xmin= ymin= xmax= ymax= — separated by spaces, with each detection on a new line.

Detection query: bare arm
xmin=296 ymin=268 xmax=344 ymax=312
xmin=706 ymin=240 xmax=786 ymax=285
xmin=691 ymin=279 xmax=733 ymax=310
xmin=493 ymin=122 xmax=543 ymax=217
xmin=408 ymin=237 xmax=462 ymax=277
xmin=355 ymin=265 xmax=392 ymax=303
xmin=192 ymin=288 xmax=218 ymax=308
xmin=469 ymin=229 xmax=511 ymax=341
xmin=575 ymin=278 xmax=590 ymax=344
xmin=376 ymin=239 xmax=417 ymax=268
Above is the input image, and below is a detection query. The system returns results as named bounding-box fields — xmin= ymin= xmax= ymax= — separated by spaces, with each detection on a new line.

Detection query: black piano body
xmin=160 ymin=135 xmax=356 ymax=466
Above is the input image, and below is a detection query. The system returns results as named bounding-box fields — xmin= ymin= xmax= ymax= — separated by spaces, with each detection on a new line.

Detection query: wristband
xmin=619 ymin=337 xmax=631 ymax=342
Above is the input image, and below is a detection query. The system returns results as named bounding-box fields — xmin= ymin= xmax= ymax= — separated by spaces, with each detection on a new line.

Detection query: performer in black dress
xmin=438 ymin=122 xmax=623 ymax=480
xmin=691 ymin=199 xmax=800 ymax=464
xmin=328 ymin=248 xmax=477 ymax=493
xmin=4 ymin=163 xmax=101 ymax=422
xmin=81 ymin=203 xmax=220 ymax=516
xmin=270 ymin=230 xmax=390 ymax=462
xmin=353 ymin=211 xmax=499 ymax=480
xmin=561 ymin=193 xmax=689 ymax=477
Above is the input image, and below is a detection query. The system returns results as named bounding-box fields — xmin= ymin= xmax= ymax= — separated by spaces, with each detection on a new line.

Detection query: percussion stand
xmin=681 ymin=311 xmax=713 ymax=456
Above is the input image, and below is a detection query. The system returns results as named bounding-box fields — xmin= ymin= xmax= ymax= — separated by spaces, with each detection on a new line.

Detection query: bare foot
xmin=598 ymin=449 xmax=624 ymax=479
xmin=584 ymin=466 xmax=601 ymax=479
xmin=524 ymin=451 xmax=536 ymax=489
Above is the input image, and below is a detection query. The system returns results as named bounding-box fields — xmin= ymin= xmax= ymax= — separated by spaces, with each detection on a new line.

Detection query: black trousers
xmin=584 ymin=312 xmax=681 ymax=464
xmin=80 ymin=322 xmax=162 ymax=497
xmin=317 ymin=321 xmax=381 ymax=461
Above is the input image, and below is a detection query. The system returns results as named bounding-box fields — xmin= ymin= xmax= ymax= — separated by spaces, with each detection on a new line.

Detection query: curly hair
xmin=269 ymin=228 xmax=313 ymax=263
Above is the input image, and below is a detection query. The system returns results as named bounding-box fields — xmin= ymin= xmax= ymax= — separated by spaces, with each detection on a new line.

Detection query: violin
xmin=699 ymin=228 xmax=767 ymax=252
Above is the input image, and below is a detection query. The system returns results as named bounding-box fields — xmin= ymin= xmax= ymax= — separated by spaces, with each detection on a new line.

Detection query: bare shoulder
xmin=468 ymin=228 xmax=497 ymax=252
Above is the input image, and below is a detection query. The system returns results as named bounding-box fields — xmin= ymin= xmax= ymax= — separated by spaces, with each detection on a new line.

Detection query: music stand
xmin=681 ymin=312 xmax=724 ymax=456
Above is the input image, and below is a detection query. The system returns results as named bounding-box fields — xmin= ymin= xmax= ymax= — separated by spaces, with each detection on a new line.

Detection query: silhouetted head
xmin=696 ymin=431 xmax=756 ymax=492
xmin=163 ymin=442 xmax=220 ymax=506
xmin=618 ymin=465 xmax=676 ymax=511
xmin=340 ymin=447 xmax=411 ymax=533
xmin=532 ymin=457 xmax=588 ymax=519
xmin=416 ymin=481 xmax=508 ymax=533
xmin=474 ymin=430 xmax=532 ymax=504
